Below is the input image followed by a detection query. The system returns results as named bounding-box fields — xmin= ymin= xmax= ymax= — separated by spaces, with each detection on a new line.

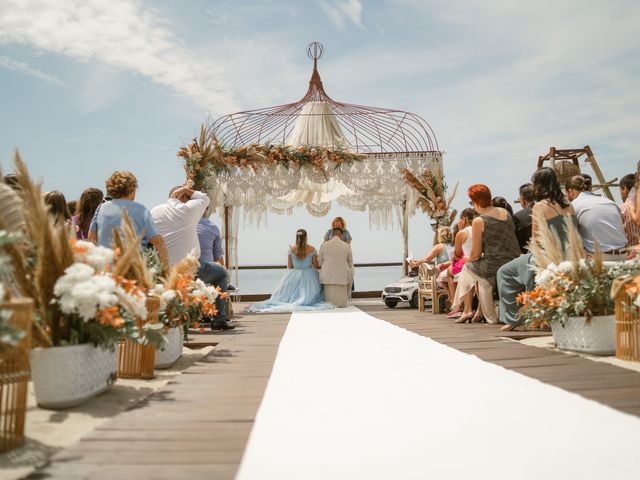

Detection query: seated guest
xmin=565 ymin=175 xmax=627 ymax=260
xmin=446 ymin=208 xmax=475 ymax=319
xmin=619 ymin=173 xmax=639 ymax=249
xmin=152 ymin=187 xmax=232 ymax=330
xmin=151 ymin=186 xmax=210 ymax=267
xmin=513 ymin=183 xmax=535 ymax=253
xmin=89 ymin=171 xmax=168 ymax=268
xmin=73 ymin=187 xmax=103 ymax=240
xmin=409 ymin=226 xmax=454 ymax=277
xmin=498 ymin=168 xmax=576 ymax=330
xmin=44 ymin=190 xmax=72 ymax=226
xmin=67 ymin=200 xmax=78 ymax=217
xmin=198 ymin=207 xmax=224 ymax=265
xmin=452 ymin=184 xmax=520 ymax=324
xmin=491 ymin=196 xmax=514 ymax=216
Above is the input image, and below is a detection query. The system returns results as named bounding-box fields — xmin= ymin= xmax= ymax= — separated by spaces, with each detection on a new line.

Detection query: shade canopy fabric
xmin=286 ymin=101 xmax=347 ymax=148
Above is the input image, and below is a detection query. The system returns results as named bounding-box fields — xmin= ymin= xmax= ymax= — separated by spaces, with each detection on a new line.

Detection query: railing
xmin=233 ymin=262 xmax=402 ymax=300
xmin=237 ymin=262 xmax=402 ymax=270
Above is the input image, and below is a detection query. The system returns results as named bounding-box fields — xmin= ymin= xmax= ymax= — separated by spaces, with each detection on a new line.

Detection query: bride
xmin=247 ymin=229 xmax=335 ymax=313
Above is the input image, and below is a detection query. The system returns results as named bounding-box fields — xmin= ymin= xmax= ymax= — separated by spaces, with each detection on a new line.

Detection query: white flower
xmin=54 ymin=263 xmax=96 ymax=297
xmin=54 ymin=266 xmax=119 ymax=321
xmin=161 ymin=290 xmax=177 ymax=303
xmin=74 ymin=241 xmax=114 ymax=271
xmin=557 ymin=261 xmax=573 ymax=273
xmin=535 ymin=268 xmax=555 ymax=287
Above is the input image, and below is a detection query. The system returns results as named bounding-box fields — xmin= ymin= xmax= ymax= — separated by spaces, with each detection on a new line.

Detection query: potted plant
xmin=151 ymin=255 xmax=220 ymax=369
xmin=111 ymin=215 xmax=165 ymax=379
xmin=4 ymin=153 xmax=157 ymax=408
xmin=518 ymin=212 xmax=639 ymax=355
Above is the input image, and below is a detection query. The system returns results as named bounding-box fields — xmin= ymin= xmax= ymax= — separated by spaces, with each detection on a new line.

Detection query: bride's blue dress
xmin=247 ymin=251 xmax=335 ymax=313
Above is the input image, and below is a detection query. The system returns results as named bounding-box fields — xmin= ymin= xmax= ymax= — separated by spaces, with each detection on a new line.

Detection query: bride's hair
xmin=295 ymin=229 xmax=308 ymax=259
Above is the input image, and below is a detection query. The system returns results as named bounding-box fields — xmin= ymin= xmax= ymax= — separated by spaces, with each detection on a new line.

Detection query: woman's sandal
xmin=454 ymin=311 xmax=475 ymax=323
xmin=500 ymin=324 xmax=519 ymax=332
xmin=471 ymin=314 xmax=486 ymax=323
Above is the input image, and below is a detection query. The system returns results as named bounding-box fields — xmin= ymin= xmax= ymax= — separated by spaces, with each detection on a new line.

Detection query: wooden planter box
xmin=615 ymin=289 xmax=640 ymax=362
xmin=0 ymin=298 xmax=32 ymax=452
xmin=117 ymin=296 xmax=158 ymax=379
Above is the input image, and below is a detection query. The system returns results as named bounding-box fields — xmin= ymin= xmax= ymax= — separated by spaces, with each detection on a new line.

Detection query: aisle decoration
xmin=2 ymin=152 xmax=159 ymax=408
xmin=0 ymin=230 xmax=32 ymax=452
xmin=151 ymin=255 xmax=222 ymax=368
xmin=401 ymin=167 xmax=458 ymax=227
xmin=111 ymin=214 xmax=165 ymax=379
xmin=517 ymin=210 xmax=639 ymax=354
xmin=612 ymin=275 xmax=640 ymax=362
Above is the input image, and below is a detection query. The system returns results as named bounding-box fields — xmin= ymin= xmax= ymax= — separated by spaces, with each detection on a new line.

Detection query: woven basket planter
xmin=154 ymin=326 xmax=183 ymax=369
xmin=551 ymin=315 xmax=616 ymax=356
xmin=30 ymin=343 xmax=117 ymax=409
xmin=0 ymin=298 xmax=32 ymax=452
xmin=614 ymin=289 xmax=640 ymax=361
xmin=117 ymin=296 xmax=158 ymax=379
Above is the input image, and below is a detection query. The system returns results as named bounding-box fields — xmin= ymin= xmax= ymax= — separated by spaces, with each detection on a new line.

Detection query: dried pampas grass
xmin=529 ymin=207 xmax=587 ymax=278
xmin=164 ymin=255 xmax=200 ymax=291
xmin=111 ymin=211 xmax=154 ymax=291
xmin=14 ymin=150 xmax=74 ymax=346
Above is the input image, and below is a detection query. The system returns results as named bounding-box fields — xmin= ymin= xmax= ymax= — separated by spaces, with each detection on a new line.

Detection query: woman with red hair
xmin=451 ymin=184 xmax=520 ymax=323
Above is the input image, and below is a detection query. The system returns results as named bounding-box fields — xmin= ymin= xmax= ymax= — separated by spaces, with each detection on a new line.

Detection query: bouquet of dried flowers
xmin=2 ymin=151 xmax=159 ymax=349
xmin=401 ymin=168 xmax=458 ymax=227
xmin=151 ymin=255 xmax=222 ymax=334
xmin=517 ymin=210 xmax=638 ymax=326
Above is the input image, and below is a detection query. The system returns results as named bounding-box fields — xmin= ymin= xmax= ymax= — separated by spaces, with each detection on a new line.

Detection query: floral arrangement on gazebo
xmin=401 ymin=168 xmax=458 ymax=228
xmin=178 ymin=126 xmax=365 ymax=191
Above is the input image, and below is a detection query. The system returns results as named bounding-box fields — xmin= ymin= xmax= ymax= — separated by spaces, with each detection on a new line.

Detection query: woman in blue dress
xmin=248 ymin=229 xmax=335 ymax=313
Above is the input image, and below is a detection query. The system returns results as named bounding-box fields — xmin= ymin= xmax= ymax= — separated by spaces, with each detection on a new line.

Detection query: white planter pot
xmin=154 ymin=327 xmax=183 ymax=369
xmin=30 ymin=344 xmax=118 ymax=409
xmin=551 ymin=314 xmax=616 ymax=356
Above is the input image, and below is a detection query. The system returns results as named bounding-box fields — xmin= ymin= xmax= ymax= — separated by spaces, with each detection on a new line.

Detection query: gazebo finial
xmin=304 ymin=42 xmax=328 ymax=101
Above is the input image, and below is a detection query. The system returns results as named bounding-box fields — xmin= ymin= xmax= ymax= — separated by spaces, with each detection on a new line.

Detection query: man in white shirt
xmin=151 ymin=186 xmax=210 ymax=267
xmin=565 ymin=175 xmax=628 ymax=261
xmin=151 ymin=187 xmax=233 ymax=330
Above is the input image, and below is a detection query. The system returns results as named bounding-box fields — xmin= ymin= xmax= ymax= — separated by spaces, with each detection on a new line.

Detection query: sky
xmin=1 ymin=0 xmax=639 ymax=266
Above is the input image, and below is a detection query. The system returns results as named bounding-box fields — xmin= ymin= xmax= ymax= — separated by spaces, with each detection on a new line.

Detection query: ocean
xmin=233 ymin=265 xmax=403 ymax=295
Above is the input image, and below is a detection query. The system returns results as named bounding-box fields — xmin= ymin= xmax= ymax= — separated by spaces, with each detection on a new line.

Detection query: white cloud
xmin=0 ymin=0 xmax=238 ymax=113
xmin=319 ymin=0 xmax=364 ymax=29
xmin=0 ymin=55 xmax=65 ymax=86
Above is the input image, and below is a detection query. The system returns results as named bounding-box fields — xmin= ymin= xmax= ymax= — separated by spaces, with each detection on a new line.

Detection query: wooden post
xmin=402 ymin=199 xmax=409 ymax=276
xmin=224 ymin=205 xmax=230 ymax=269
xmin=584 ymin=145 xmax=615 ymax=201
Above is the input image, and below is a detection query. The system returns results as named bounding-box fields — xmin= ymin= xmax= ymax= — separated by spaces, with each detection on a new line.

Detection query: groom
xmin=318 ymin=227 xmax=354 ymax=308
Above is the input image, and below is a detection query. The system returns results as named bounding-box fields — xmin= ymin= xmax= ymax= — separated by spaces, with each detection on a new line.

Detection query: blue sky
xmin=1 ymin=0 xmax=639 ymax=265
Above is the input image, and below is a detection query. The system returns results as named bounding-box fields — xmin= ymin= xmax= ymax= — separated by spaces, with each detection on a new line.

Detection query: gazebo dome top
xmin=209 ymin=42 xmax=439 ymax=154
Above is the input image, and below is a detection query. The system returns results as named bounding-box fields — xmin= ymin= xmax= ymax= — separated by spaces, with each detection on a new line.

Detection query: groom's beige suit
xmin=318 ymin=236 xmax=354 ymax=308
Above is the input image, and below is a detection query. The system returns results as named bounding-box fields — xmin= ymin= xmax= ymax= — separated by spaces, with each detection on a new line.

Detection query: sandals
xmin=446 ymin=310 xmax=462 ymax=319
xmin=500 ymin=324 xmax=519 ymax=331
xmin=454 ymin=311 xmax=475 ymax=323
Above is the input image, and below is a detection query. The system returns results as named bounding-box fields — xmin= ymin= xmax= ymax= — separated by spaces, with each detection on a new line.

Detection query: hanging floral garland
xmin=401 ymin=167 xmax=458 ymax=227
xmin=178 ymin=125 xmax=365 ymax=191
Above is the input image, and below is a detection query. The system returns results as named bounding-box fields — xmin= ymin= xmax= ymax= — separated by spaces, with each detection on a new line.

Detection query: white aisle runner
xmin=236 ymin=308 xmax=640 ymax=480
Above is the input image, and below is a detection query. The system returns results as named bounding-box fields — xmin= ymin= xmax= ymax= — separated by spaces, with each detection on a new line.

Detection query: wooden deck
xmin=26 ymin=302 xmax=640 ymax=479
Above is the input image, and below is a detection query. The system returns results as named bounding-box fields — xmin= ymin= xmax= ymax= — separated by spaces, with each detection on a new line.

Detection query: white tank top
xmin=461 ymin=226 xmax=473 ymax=256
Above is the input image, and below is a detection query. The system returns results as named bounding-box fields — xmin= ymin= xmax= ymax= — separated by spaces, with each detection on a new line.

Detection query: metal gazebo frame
xmin=206 ymin=42 xmax=442 ymax=277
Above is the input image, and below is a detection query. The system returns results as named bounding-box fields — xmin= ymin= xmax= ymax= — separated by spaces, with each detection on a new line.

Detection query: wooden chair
xmin=417 ymin=264 xmax=449 ymax=314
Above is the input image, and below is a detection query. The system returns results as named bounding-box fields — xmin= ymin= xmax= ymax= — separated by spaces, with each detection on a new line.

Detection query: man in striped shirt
xmin=620 ymin=173 xmax=640 ymax=249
